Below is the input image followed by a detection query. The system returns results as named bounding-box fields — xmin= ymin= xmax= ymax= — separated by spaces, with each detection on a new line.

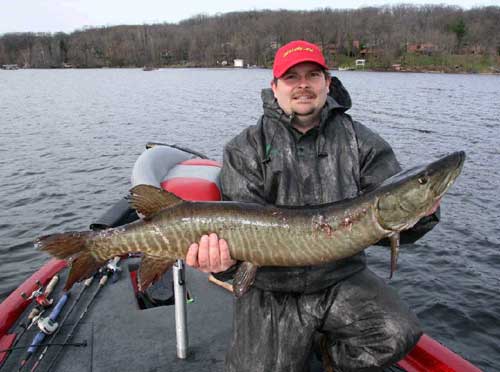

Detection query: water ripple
xmin=1 ymin=69 xmax=499 ymax=371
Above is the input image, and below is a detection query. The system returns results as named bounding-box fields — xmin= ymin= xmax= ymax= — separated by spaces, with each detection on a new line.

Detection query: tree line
xmin=1 ymin=5 xmax=499 ymax=69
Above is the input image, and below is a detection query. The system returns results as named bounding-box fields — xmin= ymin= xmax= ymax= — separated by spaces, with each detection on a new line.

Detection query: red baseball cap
xmin=273 ymin=40 xmax=328 ymax=78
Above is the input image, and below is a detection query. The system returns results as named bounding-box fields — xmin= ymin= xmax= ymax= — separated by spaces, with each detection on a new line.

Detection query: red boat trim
xmin=0 ymin=258 xmax=67 ymax=336
xmin=130 ymin=270 xmax=139 ymax=296
xmin=0 ymin=333 xmax=16 ymax=365
xmin=397 ymin=334 xmax=481 ymax=372
xmin=161 ymin=178 xmax=222 ymax=201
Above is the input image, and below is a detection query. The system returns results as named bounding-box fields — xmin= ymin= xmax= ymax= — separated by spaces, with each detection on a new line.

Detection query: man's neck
xmin=291 ymin=114 xmax=320 ymax=134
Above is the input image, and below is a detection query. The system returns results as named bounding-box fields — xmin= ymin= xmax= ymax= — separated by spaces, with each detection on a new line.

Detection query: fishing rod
xmin=0 ymin=342 xmax=87 ymax=353
xmin=28 ymin=276 xmax=95 ymax=372
xmin=41 ymin=257 xmax=120 ymax=372
xmin=0 ymin=275 xmax=59 ymax=371
xmin=17 ymin=291 xmax=70 ymax=371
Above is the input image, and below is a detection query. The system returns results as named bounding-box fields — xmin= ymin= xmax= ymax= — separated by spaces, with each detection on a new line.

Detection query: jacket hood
xmin=261 ymin=76 xmax=352 ymax=123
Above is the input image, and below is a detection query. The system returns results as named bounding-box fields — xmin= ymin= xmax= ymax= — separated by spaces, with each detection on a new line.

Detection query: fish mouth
xmin=374 ymin=151 xmax=465 ymax=232
xmin=427 ymin=151 xmax=465 ymax=198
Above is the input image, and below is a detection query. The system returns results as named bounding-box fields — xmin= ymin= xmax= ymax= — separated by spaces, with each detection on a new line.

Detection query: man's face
xmin=271 ymin=62 xmax=331 ymax=118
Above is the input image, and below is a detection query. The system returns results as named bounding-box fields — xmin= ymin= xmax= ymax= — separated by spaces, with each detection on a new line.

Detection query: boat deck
xmin=3 ymin=259 xmax=239 ymax=371
xmin=1 ymin=257 xmax=411 ymax=372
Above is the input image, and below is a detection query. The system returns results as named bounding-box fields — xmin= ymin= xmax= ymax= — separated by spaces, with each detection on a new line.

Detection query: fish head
xmin=376 ymin=151 xmax=465 ymax=232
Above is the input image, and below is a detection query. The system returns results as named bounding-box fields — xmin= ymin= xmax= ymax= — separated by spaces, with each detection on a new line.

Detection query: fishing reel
xmin=105 ymin=256 xmax=122 ymax=282
xmin=21 ymin=280 xmax=54 ymax=308
xmin=37 ymin=316 xmax=59 ymax=335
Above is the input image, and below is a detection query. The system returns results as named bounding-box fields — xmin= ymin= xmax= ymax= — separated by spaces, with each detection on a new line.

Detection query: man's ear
xmin=271 ymin=79 xmax=277 ymax=96
xmin=326 ymin=76 xmax=332 ymax=94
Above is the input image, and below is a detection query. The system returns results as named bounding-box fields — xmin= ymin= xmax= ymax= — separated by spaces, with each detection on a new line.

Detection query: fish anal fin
xmin=65 ymin=252 xmax=104 ymax=291
xmin=138 ymin=255 xmax=175 ymax=292
xmin=233 ymin=262 xmax=258 ymax=298
xmin=389 ymin=232 xmax=400 ymax=279
xmin=130 ymin=184 xmax=184 ymax=218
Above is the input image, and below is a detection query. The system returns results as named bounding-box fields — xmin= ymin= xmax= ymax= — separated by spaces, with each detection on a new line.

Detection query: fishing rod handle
xmin=43 ymin=275 xmax=59 ymax=296
xmin=99 ymin=275 xmax=109 ymax=286
xmin=84 ymin=276 xmax=94 ymax=287
xmin=48 ymin=293 xmax=69 ymax=322
xmin=28 ymin=333 xmax=46 ymax=353
xmin=27 ymin=308 xmax=41 ymax=323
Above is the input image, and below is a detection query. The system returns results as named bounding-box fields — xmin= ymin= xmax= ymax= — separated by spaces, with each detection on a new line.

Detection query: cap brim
xmin=274 ymin=59 xmax=328 ymax=78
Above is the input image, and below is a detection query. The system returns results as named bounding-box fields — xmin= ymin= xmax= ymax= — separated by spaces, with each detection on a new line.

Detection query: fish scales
xmin=36 ymin=151 xmax=465 ymax=293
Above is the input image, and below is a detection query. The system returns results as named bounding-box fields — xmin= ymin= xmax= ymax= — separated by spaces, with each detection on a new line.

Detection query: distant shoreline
xmin=3 ymin=64 xmax=500 ymax=75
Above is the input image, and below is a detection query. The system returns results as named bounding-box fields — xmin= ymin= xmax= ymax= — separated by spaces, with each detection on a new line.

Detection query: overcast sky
xmin=1 ymin=0 xmax=498 ymax=35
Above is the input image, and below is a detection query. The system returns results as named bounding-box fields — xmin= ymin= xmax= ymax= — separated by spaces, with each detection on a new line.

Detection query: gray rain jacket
xmin=219 ymin=77 xmax=439 ymax=293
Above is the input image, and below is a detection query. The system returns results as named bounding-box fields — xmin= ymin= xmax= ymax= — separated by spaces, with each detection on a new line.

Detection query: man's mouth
xmin=292 ymin=93 xmax=316 ymax=101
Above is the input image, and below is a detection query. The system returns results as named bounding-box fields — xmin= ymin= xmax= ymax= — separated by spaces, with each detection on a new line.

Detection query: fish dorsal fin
xmin=129 ymin=184 xmax=184 ymax=218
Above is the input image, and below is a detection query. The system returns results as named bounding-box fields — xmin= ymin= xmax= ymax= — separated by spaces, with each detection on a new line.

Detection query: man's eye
xmin=284 ymin=75 xmax=297 ymax=80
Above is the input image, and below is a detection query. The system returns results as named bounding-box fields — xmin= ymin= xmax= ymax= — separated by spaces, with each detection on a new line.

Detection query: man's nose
xmin=297 ymin=75 xmax=310 ymax=87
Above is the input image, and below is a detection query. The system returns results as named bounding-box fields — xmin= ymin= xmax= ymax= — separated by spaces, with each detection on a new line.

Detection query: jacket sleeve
xmin=353 ymin=121 xmax=440 ymax=244
xmin=219 ymin=128 xmax=267 ymax=204
xmin=213 ymin=128 xmax=266 ymax=281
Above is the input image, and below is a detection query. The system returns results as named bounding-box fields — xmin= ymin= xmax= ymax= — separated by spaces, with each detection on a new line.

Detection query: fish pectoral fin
xmin=138 ymin=255 xmax=175 ymax=292
xmin=129 ymin=184 xmax=184 ymax=218
xmin=233 ymin=262 xmax=258 ymax=298
xmin=389 ymin=232 xmax=400 ymax=279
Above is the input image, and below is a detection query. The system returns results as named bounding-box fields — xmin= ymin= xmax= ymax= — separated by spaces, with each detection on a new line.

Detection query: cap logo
xmin=283 ymin=46 xmax=314 ymax=58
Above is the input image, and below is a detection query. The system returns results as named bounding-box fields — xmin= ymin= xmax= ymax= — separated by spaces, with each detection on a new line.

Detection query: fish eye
xmin=418 ymin=176 xmax=429 ymax=185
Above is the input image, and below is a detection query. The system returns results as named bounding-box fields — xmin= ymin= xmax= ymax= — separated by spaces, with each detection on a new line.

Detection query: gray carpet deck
xmin=2 ymin=259 xmax=404 ymax=372
xmin=2 ymin=259 xmax=234 ymax=372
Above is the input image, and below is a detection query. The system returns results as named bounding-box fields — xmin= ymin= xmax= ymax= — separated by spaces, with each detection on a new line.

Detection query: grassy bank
xmin=333 ymin=53 xmax=500 ymax=74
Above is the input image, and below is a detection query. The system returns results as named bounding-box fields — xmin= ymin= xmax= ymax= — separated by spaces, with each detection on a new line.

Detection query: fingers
xmin=219 ymin=239 xmax=237 ymax=271
xmin=197 ymin=235 xmax=210 ymax=272
xmin=185 ymin=233 xmax=236 ymax=273
xmin=208 ymin=233 xmax=221 ymax=270
xmin=185 ymin=242 xmax=199 ymax=268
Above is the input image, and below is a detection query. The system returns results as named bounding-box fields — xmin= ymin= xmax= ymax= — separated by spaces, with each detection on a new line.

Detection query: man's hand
xmin=186 ymin=233 xmax=236 ymax=273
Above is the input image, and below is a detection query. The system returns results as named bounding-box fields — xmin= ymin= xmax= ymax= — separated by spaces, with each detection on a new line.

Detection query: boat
xmin=0 ymin=143 xmax=482 ymax=371
xmin=1 ymin=64 xmax=19 ymax=70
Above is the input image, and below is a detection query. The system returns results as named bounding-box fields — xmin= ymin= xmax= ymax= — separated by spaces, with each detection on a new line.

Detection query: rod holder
xmin=173 ymin=259 xmax=188 ymax=359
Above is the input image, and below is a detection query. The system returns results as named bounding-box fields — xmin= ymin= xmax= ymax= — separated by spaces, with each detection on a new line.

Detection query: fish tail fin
xmin=36 ymin=231 xmax=104 ymax=290
xmin=35 ymin=231 xmax=94 ymax=259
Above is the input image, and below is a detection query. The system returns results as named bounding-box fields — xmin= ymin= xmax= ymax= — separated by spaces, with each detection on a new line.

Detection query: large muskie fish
xmin=37 ymin=151 xmax=465 ymax=296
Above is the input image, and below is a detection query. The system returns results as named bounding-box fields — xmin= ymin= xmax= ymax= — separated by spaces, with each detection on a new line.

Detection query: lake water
xmin=1 ymin=68 xmax=499 ymax=371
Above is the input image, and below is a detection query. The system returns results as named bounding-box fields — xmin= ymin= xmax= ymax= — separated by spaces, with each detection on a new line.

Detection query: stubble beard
xmin=291 ymin=108 xmax=322 ymax=132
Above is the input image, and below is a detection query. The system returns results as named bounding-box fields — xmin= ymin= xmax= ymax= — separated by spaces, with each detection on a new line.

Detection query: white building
xmin=233 ymin=59 xmax=244 ymax=68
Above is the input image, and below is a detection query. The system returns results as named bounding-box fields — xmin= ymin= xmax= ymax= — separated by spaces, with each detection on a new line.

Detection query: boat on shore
xmin=0 ymin=143 xmax=482 ymax=372
xmin=1 ymin=64 xmax=19 ymax=70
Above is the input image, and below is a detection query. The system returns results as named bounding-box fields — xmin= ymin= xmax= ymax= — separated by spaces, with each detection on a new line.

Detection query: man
xmin=186 ymin=40 xmax=439 ymax=371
